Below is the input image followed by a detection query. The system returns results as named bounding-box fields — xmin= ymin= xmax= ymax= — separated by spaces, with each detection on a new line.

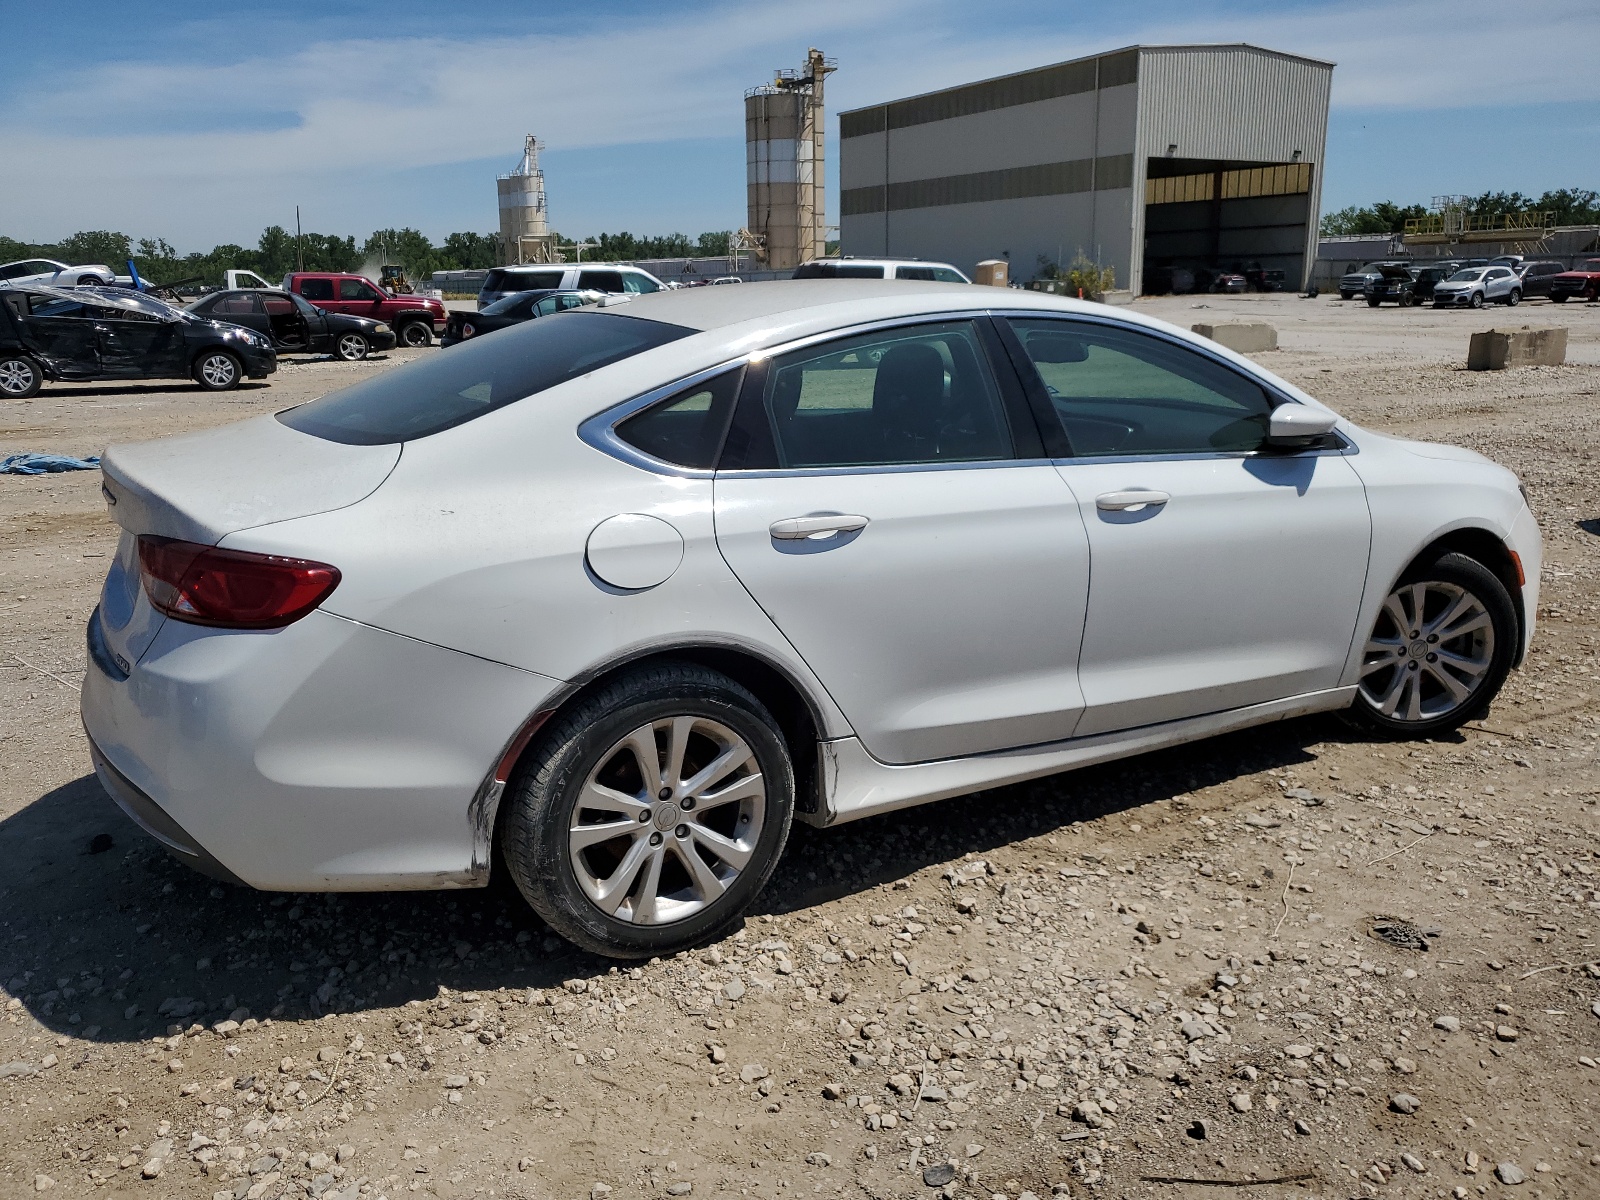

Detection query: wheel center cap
xmin=653 ymin=802 xmax=682 ymax=831
xmin=1408 ymin=640 xmax=1428 ymax=659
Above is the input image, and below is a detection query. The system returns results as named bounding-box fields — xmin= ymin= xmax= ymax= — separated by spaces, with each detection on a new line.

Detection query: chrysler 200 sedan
xmin=82 ymin=282 xmax=1541 ymax=957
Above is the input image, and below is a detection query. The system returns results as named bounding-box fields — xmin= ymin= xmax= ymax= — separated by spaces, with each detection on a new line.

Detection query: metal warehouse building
xmin=838 ymin=44 xmax=1332 ymax=295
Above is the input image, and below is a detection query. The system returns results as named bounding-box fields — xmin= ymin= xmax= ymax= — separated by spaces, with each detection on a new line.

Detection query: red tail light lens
xmin=137 ymin=536 xmax=341 ymax=629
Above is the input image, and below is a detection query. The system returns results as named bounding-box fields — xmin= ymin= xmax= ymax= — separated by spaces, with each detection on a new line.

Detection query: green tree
xmin=1319 ymin=202 xmax=1428 ymax=237
xmin=695 ymin=231 xmax=732 ymax=257
xmin=442 ymin=231 xmax=500 ymax=270
xmin=57 ymin=230 xmax=134 ymax=267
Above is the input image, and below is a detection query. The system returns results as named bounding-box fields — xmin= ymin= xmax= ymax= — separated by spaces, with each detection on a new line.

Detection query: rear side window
xmin=278 ymin=312 xmax=692 ymax=445
xmin=622 ymin=273 xmax=662 ymax=294
xmin=614 ymin=369 xmax=743 ymax=469
xmin=792 ymin=262 xmax=886 ymax=279
xmin=299 ymin=278 xmax=334 ymax=301
xmin=578 ymin=270 xmax=626 ymax=292
xmin=485 ymin=269 xmax=562 ymax=293
xmin=212 ymin=294 xmax=261 ymax=314
xmin=734 ymin=321 xmax=1011 ymax=469
xmin=894 ymin=266 xmax=936 ymax=281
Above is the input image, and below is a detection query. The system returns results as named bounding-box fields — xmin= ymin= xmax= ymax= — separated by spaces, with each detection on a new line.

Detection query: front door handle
xmin=769 ymin=514 xmax=870 ymax=540
xmin=1095 ymin=489 xmax=1170 ymax=512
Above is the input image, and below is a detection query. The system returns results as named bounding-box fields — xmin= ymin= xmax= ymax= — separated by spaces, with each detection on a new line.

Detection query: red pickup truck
xmin=1548 ymin=259 xmax=1600 ymax=304
xmin=281 ymin=273 xmax=447 ymax=346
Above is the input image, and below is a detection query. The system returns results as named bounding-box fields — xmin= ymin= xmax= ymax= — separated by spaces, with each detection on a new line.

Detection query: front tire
xmin=501 ymin=662 xmax=794 ymax=959
xmin=399 ymin=322 xmax=432 ymax=347
xmin=1469 ymin=291 xmax=1485 ymax=309
xmin=0 ymin=354 xmax=43 ymax=399
xmin=1366 ymin=297 xmax=1381 ymax=307
xmin=1550 ymin=293 xmax=1568 ymax=303
xmin=1351 ymin=551 xmax=1517 ymax=737
xmin=335 ymin=332 xmax=370 ymax=361
xmin=193 ymin=350 xmax=241 ymax=391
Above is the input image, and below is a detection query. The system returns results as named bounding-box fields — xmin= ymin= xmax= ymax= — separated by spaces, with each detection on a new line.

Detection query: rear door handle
xmin=1095 ymin=489 xmax=1170 ymax=512
xmin=769 ymin=514 xmax=870 ymax=540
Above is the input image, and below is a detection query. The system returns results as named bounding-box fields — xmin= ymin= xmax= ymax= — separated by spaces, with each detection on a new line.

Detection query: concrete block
xmin=1467 ymin=325 xmax=1568 ymax=370
xmin=1191 ymin=322 xmax=1278 ymax=353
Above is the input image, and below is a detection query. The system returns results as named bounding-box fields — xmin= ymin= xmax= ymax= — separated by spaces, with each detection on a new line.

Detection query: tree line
xmin=1321 ymin=188 xmax=1600 ymax=237
xmin=1 ymin=226 xmax=738 ymax=287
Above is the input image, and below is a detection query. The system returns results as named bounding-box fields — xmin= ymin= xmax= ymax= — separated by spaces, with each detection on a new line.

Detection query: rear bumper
xmin=88 ymin=731 xmax=246 ymax=885
xmin=81 ymin=604 xmax=563 ymax=891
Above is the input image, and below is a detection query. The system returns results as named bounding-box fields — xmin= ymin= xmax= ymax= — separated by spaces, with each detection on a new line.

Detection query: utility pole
xmin=295 ymin=206 xmax=304 ymax=272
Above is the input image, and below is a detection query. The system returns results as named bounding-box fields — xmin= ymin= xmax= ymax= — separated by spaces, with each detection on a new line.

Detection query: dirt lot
xmin=2 ymin=299 xmax=1598 ymax=1200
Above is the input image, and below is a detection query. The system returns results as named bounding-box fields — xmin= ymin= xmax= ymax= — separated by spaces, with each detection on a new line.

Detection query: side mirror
xmin=1266 ymin=404 xmax=1339 ymax=447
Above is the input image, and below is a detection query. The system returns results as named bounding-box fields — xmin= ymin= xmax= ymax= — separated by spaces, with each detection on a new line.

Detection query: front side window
xmin=278 ymin=312 xmax=692 ymax=445
xmin=614 ymin=369 xmax=743 ymax=470
xmin=339 ymin=278 xmax=382 ymax=300
xmin=621 ymin=273 xmax=661 ymax=294
xmin=743 ymin=321 xmax=1012 ymax=469
xmin=1007 ymin=318 xmax=1276 ymax=457
xmin=299 ymin=278 xmax=335 ymax=300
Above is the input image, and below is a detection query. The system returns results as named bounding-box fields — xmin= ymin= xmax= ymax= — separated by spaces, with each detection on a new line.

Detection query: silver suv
xmin=1432 ymin=265 xmax=1520 ymax=309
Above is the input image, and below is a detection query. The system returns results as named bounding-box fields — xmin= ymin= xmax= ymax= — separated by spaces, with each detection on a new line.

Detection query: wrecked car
xmin=0 ymin=285 xmax=275 ymax=398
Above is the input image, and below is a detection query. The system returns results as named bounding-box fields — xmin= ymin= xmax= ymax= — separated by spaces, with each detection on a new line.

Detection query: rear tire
xmin=193 ymin=350 xmax=241 ymax=391
xmin=335 ymin=332 xmax=370 ymax=361
xmin=0 ymin=354 xmax=43 ymax=399
xmin=500 ymin=662 xmax=795 ymax=959
xmin=1350 ymin=551 xmax=1517 ymax=738
xmin=399 ymin=322 xmax=432 ymax=347
xmin=1506 ymin=289 xmax=1521 ymax=306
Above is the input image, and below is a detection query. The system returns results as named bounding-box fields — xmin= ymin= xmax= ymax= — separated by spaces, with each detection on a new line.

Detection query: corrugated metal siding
xmin=837 ymin=47 xmax=1137 ymax=137
xmin=843 ymin=153 xmax=1134 ymax=215
xmin=1137 ymin=47 xmax=1330 ymax=165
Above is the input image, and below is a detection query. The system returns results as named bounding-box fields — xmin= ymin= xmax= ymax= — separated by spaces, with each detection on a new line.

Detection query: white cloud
xmin=2 ymin=0 xmax=1594 ymax=244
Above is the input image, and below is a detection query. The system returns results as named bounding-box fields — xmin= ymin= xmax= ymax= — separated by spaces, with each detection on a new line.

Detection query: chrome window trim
xmin=579 ymin=306 xmax=1357 ymax=479
xmin=577 ymin=359 xmax=748 ymax=479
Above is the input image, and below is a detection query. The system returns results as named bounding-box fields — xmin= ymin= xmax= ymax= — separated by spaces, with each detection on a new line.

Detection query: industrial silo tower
xmin=745 ymin=48 xmax=836 ymax=271
xmin=497 ymin=135 xmax=557 ymax=264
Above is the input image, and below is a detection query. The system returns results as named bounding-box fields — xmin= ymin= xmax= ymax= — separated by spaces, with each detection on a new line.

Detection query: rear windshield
xmin=481 ymin=291 xmax=543 ymax=315
xmin=277 ymin=311 xmax=692 ymax=444
xmin=483 ymin=269 xmax=562 ymax=293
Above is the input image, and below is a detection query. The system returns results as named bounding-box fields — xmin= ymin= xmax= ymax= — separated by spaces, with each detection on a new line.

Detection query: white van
xmin=793 ymin=258 xmax=970 ymax=283
xmin=477 ymin=264 xmax=666 ymax=308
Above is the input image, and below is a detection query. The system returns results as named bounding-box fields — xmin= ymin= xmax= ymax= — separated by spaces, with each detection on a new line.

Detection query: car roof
xmin=599 ymin=278 xmax=1133 ymax=336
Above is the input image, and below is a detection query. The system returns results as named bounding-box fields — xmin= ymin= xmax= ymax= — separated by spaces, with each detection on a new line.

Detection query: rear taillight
xmin=137 ymin=536 xmax=340 ymax=629
xmin=461 ymin=323 xmax=476 ymax=338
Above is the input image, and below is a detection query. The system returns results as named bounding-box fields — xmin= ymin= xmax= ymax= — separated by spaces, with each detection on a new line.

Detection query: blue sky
xmin=3 ymin=0 xmax=1596 ymax=251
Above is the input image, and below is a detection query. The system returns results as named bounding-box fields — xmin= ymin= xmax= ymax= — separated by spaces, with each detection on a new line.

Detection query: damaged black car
xmin=188 ymin=288 xmax=397 ymax=361
xmin=0 ymin=285 xmax=276 ymax=399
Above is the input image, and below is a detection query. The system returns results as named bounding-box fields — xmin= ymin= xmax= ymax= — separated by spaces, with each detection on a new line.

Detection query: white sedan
xmin=0 ymin=256 xmax=117 ymax=289
xmin=83 ymin=282 xmax=1541 ymax=957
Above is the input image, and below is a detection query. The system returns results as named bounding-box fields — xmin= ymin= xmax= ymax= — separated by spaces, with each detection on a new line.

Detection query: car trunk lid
xmin=95 ymin=414 xmax=399 ymax=667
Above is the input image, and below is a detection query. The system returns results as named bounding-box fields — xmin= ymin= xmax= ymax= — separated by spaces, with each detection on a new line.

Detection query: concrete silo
xmin=745 ymin=49 xmax=835 ymax=271
xmin=498 ymin=135 xmax=557 ymax=264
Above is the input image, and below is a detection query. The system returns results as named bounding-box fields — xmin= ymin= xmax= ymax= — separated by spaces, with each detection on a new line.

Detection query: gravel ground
xmin=2 ymin=298 xmax=1598 ymax=1200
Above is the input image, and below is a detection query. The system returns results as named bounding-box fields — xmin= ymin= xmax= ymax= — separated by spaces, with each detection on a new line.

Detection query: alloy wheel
xmin=1359 ymin=581 xmax=1495 ymax=724
xmin=0 ymin=357 xmax=38 ymax=397
xmin=200 ymin=354 xmax=237 ymax=387
xmin=568 ymin=715 xmax=765 ymax=925
xmin=337 ymin=333 xmax=368 ymax=361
